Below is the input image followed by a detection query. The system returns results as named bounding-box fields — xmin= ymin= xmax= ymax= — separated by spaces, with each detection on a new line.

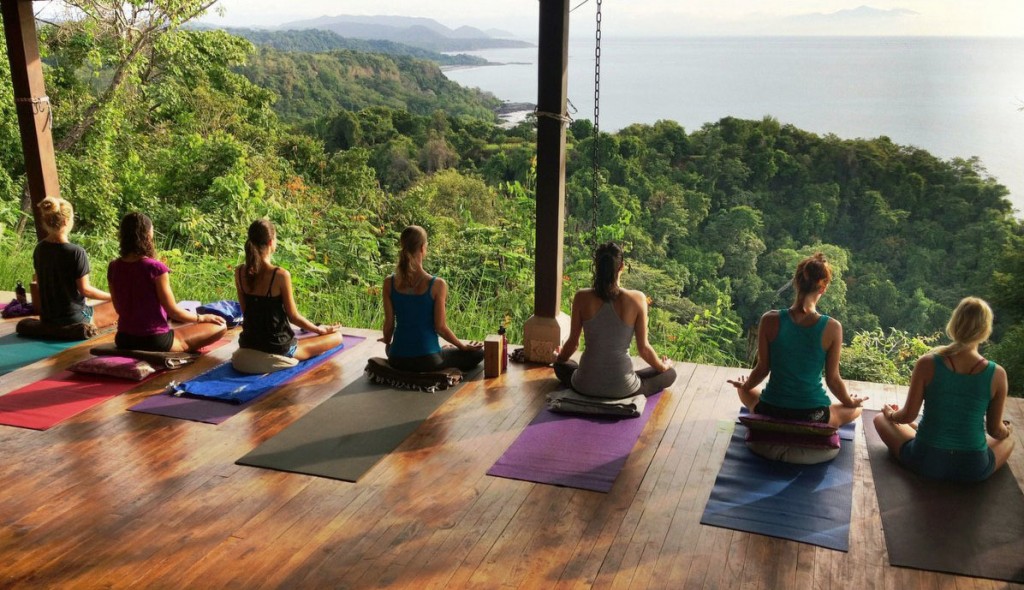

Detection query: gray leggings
xmin=553 ymin=360 xmax=677 ymax=398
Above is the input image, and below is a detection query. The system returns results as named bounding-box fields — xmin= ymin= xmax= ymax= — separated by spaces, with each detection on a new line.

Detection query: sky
xmin=198 ymin=1 xmax=1024 ymax=38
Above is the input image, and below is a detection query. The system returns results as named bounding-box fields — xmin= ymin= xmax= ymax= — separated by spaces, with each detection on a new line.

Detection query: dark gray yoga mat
xmin=864 ymin=410 xmax=1024 ymax=583
xmin=236 ymin=366 xmax=483 ymax=482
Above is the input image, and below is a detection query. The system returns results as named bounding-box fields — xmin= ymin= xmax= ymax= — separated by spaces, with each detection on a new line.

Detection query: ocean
xmin=444 ymin=37 xmax=1024 ymax=216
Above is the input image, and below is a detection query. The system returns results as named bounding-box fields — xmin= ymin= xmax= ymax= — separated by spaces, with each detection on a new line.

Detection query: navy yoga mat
xmin=487 ymin=391 xmax=664 ymax=493
xmin=237 ymin=365 xmax=484 ymax=482
xmin=128 ymin=335 xmax=365 ymax=423
xmin=700 ymin=422 xmax=856 ymax=551
xmin=864 ymin=410 xmax=1024 ymax=583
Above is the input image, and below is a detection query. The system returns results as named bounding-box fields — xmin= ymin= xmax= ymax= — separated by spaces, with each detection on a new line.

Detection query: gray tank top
xmin=571 ymin=301 xmax=642 ymax=398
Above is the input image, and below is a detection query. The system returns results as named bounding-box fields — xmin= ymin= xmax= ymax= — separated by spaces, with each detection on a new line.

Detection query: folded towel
xmin=546 ymin=389 xmax=646 ymax=418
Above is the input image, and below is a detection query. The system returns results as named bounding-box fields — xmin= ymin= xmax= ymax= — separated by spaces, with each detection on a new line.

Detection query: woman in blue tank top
xmin=874 ymin=297 xmax=1015 ymax=482
xmin=728 ymin=253 xmax=866 ymax=428
xmin=553 ymin=242 xmax=676 ymax=398
xmin=380 ymin=225 xmax=483 ymax=372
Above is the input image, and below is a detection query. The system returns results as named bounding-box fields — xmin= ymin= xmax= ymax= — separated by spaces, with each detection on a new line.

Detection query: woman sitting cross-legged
xmin=873 ymin=297 xmax=1015 ymax=482
xmin=32 ymin=196 xmax=117 ymax=330
xmin=728 ymin=253 xmax=866 ymax=428
xmin=234 ymin=219 xmax=342 ymax=361
xmin=554 ymin=242 xmax=677 ymax=398
xmin=107 ymin=212 xmax=226 ymax=352
xmin=380 ymin=225 xmax=483 ymax=372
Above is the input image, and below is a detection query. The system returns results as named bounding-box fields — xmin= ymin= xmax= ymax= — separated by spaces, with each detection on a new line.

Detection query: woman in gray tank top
xmin=554 ymin=243 xmax=676 ymax=398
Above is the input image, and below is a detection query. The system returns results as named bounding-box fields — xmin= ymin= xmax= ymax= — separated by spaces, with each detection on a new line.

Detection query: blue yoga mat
xmin=171 ymin=340 xmax=353 ymax=404
xmin=0 ymin=332 xmax=84 ymax=376
xmin=700 ymin=423 xmax=856 ymax=551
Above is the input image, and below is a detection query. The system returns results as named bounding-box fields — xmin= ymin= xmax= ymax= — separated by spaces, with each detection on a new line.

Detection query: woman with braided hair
xmin=554 ymin=242 xmax=676 ymax=398
xmin=729 ymin=252 xmax=866 ymax=427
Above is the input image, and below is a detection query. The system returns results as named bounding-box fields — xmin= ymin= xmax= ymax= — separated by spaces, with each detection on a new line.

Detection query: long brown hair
xmin=593 ymin=242 xmax=624 ymax=302
xmin=396 ymin=225 xmax=427 ymax=288
xmin=243 ymin=219 xmax=276 ymax=289
xmin=793 ymin=252 xmax=832 ymax=306
xmin=37 ymin=196 xmax=73 ymax=236
xmin=119 ymin=212 xmax=156 ymax=258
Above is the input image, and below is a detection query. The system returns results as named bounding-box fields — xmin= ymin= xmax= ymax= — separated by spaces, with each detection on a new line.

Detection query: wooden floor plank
xmin=0 ymin=331 xmax=1022 ymax=589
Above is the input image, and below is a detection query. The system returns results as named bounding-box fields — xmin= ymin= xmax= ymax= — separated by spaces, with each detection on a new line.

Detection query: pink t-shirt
xmin=107 ymin=257 xmax=171 ymax=336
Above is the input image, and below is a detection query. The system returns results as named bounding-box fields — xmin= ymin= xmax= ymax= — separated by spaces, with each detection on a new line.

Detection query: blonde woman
xmin=31 ymin=196 xmax=117 ymax=328
xmin=873 ymin=297 xmax=1015 ymax=482
xmin=380 ymin=225 xmax=482 ymax=372
xmin=729 ymin=253 xmax=866 ymax=428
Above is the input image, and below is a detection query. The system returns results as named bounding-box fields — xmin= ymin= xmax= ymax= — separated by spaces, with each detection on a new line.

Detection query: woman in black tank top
xmin=235 ymin=220 xmax=343 ymax=360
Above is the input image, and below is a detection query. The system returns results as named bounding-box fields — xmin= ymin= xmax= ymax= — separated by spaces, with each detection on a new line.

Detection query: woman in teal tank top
xmin=380 ymin=225 xmax=483 ymax=372
xmin=874 ymin=297 xmax=1015 ymax=482
xmin=728 ymin=253 xmax=866 ymax=428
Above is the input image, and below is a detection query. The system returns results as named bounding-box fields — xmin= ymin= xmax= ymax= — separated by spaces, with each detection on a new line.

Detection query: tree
xmin=47 ymin=0 xmax=219 ymax=152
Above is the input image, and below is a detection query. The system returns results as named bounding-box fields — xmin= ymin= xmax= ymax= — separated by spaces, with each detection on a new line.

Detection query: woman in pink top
xmin=107 ymin=212 xmax=226 ymax=352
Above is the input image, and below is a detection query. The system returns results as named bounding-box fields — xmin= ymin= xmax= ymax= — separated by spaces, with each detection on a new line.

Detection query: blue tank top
xmin=760 ymin=309 xmax=830 ymax=409
xmin=916 ymin=355 xmax=994 ymax=452
xmin=388 ymin=275 xmax=441 ymax=358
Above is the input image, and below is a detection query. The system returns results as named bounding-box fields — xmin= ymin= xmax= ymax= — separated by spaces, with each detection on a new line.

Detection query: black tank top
xmin=238 ymin=268 xmax=296 ymax=355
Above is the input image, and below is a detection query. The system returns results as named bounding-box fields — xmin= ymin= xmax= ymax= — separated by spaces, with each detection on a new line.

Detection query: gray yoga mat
xmin=864 ymin=410 xmax=1024 ymax=583
xmin=236 ymin=366 xmax=483 ymax=481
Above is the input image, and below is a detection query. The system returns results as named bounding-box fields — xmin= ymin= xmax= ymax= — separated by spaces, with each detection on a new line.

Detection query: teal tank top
xmin=388 ymin=275 xmax=442 ymax=358
xmin=760 ymin=309 xmax=830 ymax=409
xmin=916 ymin=355 xmax=994 ymax=451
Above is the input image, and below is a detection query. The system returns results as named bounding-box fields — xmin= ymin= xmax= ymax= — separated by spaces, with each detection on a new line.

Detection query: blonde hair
xmin=396 ymin=225 xmax=427 ymax=288
xmin=934 ymin=297 xmax=993 ymax=356
xmin=37 ymin=196 xmax=73 ymax=236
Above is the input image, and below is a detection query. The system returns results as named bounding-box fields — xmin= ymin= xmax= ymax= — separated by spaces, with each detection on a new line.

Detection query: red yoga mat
xmin=0 ymin=370 xmax=154 ymax=430
xmin=0 ymin=339 xmax=229 ymax=431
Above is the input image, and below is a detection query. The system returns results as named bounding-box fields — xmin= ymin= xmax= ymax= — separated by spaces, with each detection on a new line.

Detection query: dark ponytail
xmin=244 ymin=219 xmax=275 ymax=288
xmin=396 ymin=225 xmax=427 ymax=287
xmin=592 ymin=242 xmax=624 ymax=301
xmin=793 ymin=252 xmax=832 ymax=306
xmin=119 ymin=212 xmax=156 ymax=258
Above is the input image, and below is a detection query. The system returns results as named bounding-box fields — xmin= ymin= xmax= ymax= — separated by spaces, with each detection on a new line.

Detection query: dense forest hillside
xmin=226 ymin=28 xmax=490 ymax=67
xmin=0 ymin=14 xmax=1021 ymax=394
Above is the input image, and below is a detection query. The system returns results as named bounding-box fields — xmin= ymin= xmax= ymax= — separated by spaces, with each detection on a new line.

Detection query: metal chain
xmin=591 ymin=0 xmax=602 ymax=241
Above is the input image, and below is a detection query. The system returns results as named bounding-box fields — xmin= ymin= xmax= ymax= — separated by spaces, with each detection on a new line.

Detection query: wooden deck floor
xmin=1 ymin=321 xmax=1022 ymax=589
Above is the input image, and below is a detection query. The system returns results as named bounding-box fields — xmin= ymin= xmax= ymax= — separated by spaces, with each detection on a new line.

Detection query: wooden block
xmin=484 ymin=335 xmax=503 ymax=378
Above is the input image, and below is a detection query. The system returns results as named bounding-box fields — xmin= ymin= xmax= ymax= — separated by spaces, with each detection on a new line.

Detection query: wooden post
xmin=2 ymin=0 xmax=61 ymax=240
xmin=522 ymin=0 xmax=571 ymax=362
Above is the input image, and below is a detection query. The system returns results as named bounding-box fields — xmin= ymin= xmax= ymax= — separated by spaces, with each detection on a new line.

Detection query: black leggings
xmin=388 ymin=347 xmax=484 ymax=372
xmin=553 ymin=360 xmax=677 ymax=398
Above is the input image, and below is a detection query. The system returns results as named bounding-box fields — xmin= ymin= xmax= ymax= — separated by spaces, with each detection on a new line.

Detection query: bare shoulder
xmin=760 ymin=310 xmax=780 ymax=326
xmin=825 ymin=316 xmax=843 ymax=333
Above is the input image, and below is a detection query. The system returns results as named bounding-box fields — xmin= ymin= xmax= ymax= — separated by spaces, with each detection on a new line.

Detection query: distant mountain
xmin=276 ymin=14 xmax=533 ymax=52
xmin=780 ymin=5 xmax=919 ymax=34
xmin=485 ymin=28 xmax=520 ymax=40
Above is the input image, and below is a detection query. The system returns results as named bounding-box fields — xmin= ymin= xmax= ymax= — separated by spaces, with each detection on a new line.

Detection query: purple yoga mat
xmin=487 ymin=391 xmax=664 ymax=492
xmin=127 ymin=335 xmax=365 ymax=424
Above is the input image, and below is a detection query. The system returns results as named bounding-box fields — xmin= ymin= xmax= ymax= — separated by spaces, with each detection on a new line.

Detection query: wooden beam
xmin=533 ymin=0 xmax=569 ymax=318
xmin=2 ymin=0 xmax=60 ymax=240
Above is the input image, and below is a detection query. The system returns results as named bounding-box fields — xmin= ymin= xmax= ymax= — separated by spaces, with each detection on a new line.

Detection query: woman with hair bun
xmin=554 ymin=242 xmax=677 ymax=397
xmin=107 ymin=212 xmax=226 ymax=352
xmin=31 ymin=196 xmax=117 ymax=328
xmin=234 ymin=219 xmax=342 ymax=360
xmin=729 ymin=252 xmax=865 ymax=427
xmin=380 ymin=225 xmax=483 ymax=371
xmin=873 ymin=297 xmax=1014 ymax=481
